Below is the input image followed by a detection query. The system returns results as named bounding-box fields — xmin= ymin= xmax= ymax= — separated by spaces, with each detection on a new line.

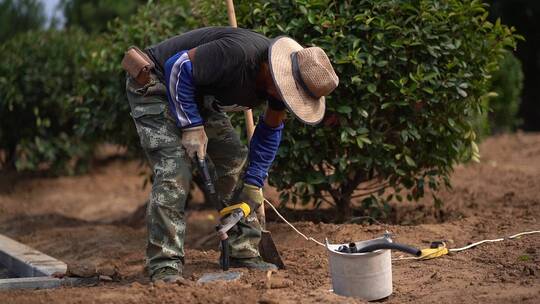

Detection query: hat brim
xmin=268 ymin=37 xmax=325 ymax=125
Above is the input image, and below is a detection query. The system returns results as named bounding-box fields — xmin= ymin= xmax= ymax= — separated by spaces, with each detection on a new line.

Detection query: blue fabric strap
xmin=164 ymin=50 xmax=203 ymax=129
xmin=244 ymin=116 xmax=284 ymax=188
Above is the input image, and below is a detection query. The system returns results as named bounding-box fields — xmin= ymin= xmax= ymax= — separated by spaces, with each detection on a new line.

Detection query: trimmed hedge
xmin=0 ymin=29 xmax=92 ymax=172
xmin=0 ymin=0 xmax=195 ymax=172
xmin=488 ymin=50 xmax=523 ymax=132
xmin=72 ymin=0 xmax=196 ymax=152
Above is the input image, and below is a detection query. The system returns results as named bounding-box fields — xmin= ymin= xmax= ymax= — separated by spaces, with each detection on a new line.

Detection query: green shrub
xmin=61 ymin=0 xmax=146 ymax=33
xmin=488 ymin=50 xmax=523 ymax=132
xmin=0 ymin=0 xmax=46 ymax=43
xmin=472 ymin=50 xmax=523 ymax=137
xmin=198 ymin=0 xmax=518 ymax=220
xmin=0 ymin=0 xmax=196 ymax=172
xmin=0 ymin=0 xmax=519 ymax=223
xmin=0 ymin=29 xmax=93 ymax=172
xmin=71 ymin=0 xmax=197 ymax=153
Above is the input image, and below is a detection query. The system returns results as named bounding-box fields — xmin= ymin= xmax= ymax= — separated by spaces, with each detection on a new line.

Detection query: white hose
xmin=264 ymin=199 xmax=540 ymax=256
xmin=449 ymin=230 xmax=540 ymax=252
xmin=264 ymin=199 xmax=325 ymax=247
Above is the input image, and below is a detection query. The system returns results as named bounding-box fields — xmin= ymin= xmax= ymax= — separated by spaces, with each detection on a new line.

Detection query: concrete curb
xmin=0 ymin=234 xmax=68 ymax=290
xmin=0 ymin=276 xmax=100 ymax=290
xmin=0 ymin=234 xmax=67 ymax=277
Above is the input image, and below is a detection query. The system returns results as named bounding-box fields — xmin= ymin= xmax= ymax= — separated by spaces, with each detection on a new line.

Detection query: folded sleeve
xmin=164 ymin=50 xmax=203 ymax=129
xmin=243 ymin=116 xmax=284 ymax=187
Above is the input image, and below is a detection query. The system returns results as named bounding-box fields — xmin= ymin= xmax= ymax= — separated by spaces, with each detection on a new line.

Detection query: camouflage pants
xmin=125 ymin=74 xmax=262 ymax=276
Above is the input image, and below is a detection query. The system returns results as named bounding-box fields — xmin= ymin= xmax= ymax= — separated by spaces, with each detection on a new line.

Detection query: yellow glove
xmin=220 ymin=184 xmax=264 ymax=218
xmin=241 ymin=183 xmax=264 ymax=207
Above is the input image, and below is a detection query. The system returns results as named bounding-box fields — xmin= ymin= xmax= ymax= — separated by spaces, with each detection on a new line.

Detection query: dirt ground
xmin=0 ymin=133 xmax=539 ymax=304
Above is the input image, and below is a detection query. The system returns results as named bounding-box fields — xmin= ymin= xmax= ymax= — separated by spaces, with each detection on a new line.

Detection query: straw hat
xmin=268 ymin=36 xmax=339 ymax=125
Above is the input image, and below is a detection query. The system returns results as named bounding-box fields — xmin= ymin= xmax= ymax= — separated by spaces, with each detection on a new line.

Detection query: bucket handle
xmin=357 ymin=240 xmax=421 ymax=256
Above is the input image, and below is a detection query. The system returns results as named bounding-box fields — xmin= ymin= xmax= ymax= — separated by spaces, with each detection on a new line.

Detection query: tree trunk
xmin=332 ymin=172 xmax=367 ymax=222
xmin=3 ymin=145 xmax=17 ymax=171
xmin=335 ymin=196 xmax=352 ymax=223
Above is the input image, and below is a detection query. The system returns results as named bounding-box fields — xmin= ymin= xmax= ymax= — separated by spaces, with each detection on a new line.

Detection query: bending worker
xmin=123 ymin=27 xmax=338 ymax=282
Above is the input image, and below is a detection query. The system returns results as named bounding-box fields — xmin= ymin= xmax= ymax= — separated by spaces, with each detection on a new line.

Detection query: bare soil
xmin=0 ymin=133 xmax=539 ymax=304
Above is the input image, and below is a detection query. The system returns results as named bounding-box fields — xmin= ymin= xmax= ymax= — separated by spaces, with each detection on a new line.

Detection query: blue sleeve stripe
xmin=168 ymin=52 xmax=192 ymax=126
xmin=164 ymin=51 xmax=203 ymax=128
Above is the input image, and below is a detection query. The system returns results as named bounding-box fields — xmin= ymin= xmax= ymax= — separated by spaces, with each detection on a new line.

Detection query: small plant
xmin=518 ymin=254 xmax=530 ymax=262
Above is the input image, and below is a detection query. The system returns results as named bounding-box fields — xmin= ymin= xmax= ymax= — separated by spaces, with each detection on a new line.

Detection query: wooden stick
xmin=226 ymin=0 xmax=255 ymax=141
xmin=225 ymin=0 xmax=238 ymax=28
xmin=243 ymin=111 xmax=255 ymax=142
xmin=225 ymin=0 xmax=265 ymax=227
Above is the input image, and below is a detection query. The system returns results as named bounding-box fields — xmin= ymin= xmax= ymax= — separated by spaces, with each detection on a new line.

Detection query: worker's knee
xmin=150 ymin=156 xmax=192 ymax=211
xmin=151 ymin=178 xmax=189 ymax=206
xmin=146 ymin=158 xmax=189 ymax=251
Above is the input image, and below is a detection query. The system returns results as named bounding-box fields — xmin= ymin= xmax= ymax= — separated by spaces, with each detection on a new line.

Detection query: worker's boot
xmin=151 ymin=267 xmax=183 ymax=283
xmin=227 ymin=256 xmax=277 ymax=271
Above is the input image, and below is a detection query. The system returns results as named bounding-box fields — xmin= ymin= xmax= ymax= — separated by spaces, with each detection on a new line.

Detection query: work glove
xmin=181 ymin=126 xmax=208 ymax=160
xmin=239 ymin=183 xmax=264 ymax=212
xmin=220 ymin=183 xmax=264 ymax=218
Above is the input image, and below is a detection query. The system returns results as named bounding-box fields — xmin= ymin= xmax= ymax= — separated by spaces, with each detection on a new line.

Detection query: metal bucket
xmin=326 ymin=238 xmax=392 ymax=301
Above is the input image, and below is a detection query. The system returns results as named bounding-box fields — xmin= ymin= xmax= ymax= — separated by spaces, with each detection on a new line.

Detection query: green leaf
xmin=405 ymin=155 xmax=416 ymax=167
xmin=358 ymin=136 xmax=372 ymax=144
xmin=381 ymin=102 xmax=392 ymax=109
xmin=337 ymin=105 xmax=352 ymax=114
xmin=307 ymin=12 xmax=316 ymax=24
xmin=359 ymin=109 xmax=369 ymax=118
xmin=307 ymin=173 xmax=326 ymax=184
xmin=422 ymin=87 xmax=434 ymax=94
xmin=357 ymin=127 xmax=369 ymax=134
xmin=356 ymin=137 xmax=364 ymax=148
